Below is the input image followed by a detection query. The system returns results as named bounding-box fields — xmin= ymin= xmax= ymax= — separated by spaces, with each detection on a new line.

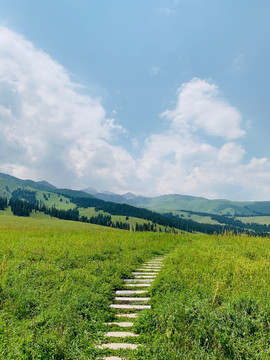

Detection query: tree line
xmin=176 ymin=210 xmax=270 ymax=235
xmin=0 ymin=197 xmax=8 ymax=210
xmin=2 ymin=189 xmax=270 ymax=236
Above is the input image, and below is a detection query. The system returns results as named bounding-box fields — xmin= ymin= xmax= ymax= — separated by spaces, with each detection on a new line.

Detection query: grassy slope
xmin=173 ymin=210 xmax=222 ymax=225
xmin=135 ymin=234 xmax=270 ymax=359
xmin=0 ymin=177 xmax=174 ymax=230
xmin=131 ymin=194 xmax=270 ymax=216
xmin=0 ymin=215 xmax=180 ymax=359
xmin=237 ymin=216 xmax=270 ymax=226
xmin=138 ymin=195 xmax=248 ymax=214
xmin=2 ymin=173 xmax=270 ymax=228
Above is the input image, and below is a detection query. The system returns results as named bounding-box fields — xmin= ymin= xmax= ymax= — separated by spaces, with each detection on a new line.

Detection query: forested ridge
xmin=1 ymin=188 xmax=270 ymax=235
xmin=178 ymin=210 xmax=270 ymax=234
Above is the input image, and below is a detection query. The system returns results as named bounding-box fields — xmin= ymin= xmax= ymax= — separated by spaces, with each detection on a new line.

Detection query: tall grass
xmin=135 ymin=233 xmax=270 ymax=359
xmin=0 ymin=215 xmax=179 ymax=359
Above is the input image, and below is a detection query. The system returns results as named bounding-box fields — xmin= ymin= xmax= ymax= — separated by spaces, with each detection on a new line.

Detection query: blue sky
xmin=0 ymin=0 xmax=269 ymax=200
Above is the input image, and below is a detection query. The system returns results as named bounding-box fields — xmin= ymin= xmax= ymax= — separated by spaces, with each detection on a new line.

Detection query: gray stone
xmin=132 ymin=272 xmax=157 ymax=275
xmin=115 ymin=290 xmax=147 ymax=295
xmin=124 ymin=283 xmax=151 ymax=287
xmin=97 ymin=343 xmax=138 ymax=350
xmin=137 ymin=268 xmax=160 ymax=272
xmin=105 ymin=322 xmax=134 ymax=327
xmin=124 ymin=279 xmax=153 ymax=283
xmin=115 ymin=297 xmax=150 ymax=302
xmin=105 ymin=331 xmax=139 ymax=338
xmin=115 ymin=313 xmax=138 ymax=318
xmin=110 ymin=304 xmax=151 ymax=310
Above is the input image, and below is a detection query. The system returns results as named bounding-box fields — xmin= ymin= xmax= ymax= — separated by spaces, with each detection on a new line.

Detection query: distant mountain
xmin=83 ymin=189 xmax=270 ymax=216
xmin=1 ymin=172 xmax=270 ymax=235
xmin=2 ymin=172 xmax=270 ymax=217
xmin=83 ymin=188 xmax=136 ymax=204
xmin=0 ymin=172 xmax=95 ymax=200
xmin=36 ymin=180 xmax=57 ymax=189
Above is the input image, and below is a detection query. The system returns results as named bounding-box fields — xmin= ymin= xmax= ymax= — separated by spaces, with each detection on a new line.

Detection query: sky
xmin=0 ymin=0 xmax=270 ymax=200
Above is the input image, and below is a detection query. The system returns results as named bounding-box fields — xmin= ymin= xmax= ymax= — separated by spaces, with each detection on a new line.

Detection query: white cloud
xmin=1 ymin=26 xmax=270 ymax=201
xmin=136 ymin=79 xmax=270 ymax=200
xmin=0 ymin=25 xmax=135 ymax=190
xmin=161 ymin=78 xmax=246 ymax=140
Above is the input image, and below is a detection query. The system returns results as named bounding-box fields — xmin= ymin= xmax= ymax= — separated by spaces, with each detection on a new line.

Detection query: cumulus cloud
xmin=1 ymin=26 xmax=270 ymax=200
xmin=136 ymin=78 xmax=270 ymax=200
xmin=0 ymin=25 xmax=135 ymax=190
xmin=161 ymin=78 xmax=246 ymax=140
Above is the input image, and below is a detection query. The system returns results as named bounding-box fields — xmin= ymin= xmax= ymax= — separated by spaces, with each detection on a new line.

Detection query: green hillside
xmin=1 ymin=172 xmax=270 ymax=235
xmin=86 ymin=189 xmax=270 ymax=216
xmin=128 ymin=194 xmax=270 ymax=216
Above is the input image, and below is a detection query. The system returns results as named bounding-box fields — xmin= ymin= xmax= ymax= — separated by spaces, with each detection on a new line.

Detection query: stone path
xmin=96 ymin=256 xmax=165 ymax=359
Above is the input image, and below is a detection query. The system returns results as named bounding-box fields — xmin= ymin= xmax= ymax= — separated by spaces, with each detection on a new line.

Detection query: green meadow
xmin=135 ymin=233 xmax=270 ymax=359
xmin=0 ymin=213 xmax=270 ymax=359
xmin=0 ymin=214 xmax=178 ymax=359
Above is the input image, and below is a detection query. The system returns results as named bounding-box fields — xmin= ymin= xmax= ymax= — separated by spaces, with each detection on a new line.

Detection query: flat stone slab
xmin=115 ymin=297 xmax=150 ymax=302
xmin=104 ymin=357 xmax=123 ymax=360
xmin=133 ymin=275 xmax=156 ymax=278
xmin=124 ymin=283 xmax=151 ymax=287
xmin=124 ymin=279 xmax=153 ymax=283
xmin=97 ymin=343 xmax=138 ymax=350
xmin=115 ymin=313 xmax=138 ymax=318
xmin=105 ymin=331 xmax=139 ymax=338
xmin=110 ymin=304 xmax=151 ymax=310
xmin=132 ymin=272 xmax=157 ymax=275
xmin=143 ymin=265 xmax=162 ymax=267
xmin=115 ymin=290 xmax=147 ymax=295
xmin=105 ymin=322 xmax=134 ymax=327
xmin=137 ymin=269 xmax=160 ymax=272
xmin=137 ymin=265 xmax=162 ymax=269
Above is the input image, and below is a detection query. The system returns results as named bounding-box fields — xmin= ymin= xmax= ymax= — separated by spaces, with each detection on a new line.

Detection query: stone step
xmin=132 ymin=272 xmax=157 ymax=275
xmin=105 ymin=322 xmax=134 ymax=327
xmin=104 ymin=356 xmax=123 ymax=360
xmin=124 ymin=283 xmax=151 ymax=287
xmin=110 ymin=304 xmax=151 ymax=310
xmin=143 ymin=264 xmax=162 ymax=266
xmin=133 ymin=275 xmax=156 ymax=278
xmin=138 ymin=266 xmax=161 ymax=269
xmin=115 ymin=313 xmax=138 ymax=318
xmin=105 ymin=331 xmax=139 ymax=338
xmin=97 ymin=343 xmax=138 ymax=350
xmin=124 ymin=279 xmax=153 ymax=283
xmin=137 ymin=269 xmax=160 ymax=272
xmin=115 ymin=297 xmax=150 ymax=302
xmin=115 ymin=290 xmax=147 ymax=295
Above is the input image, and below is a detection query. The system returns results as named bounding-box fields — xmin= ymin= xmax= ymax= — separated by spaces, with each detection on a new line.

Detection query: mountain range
xmin=83 ymin=187 xmax=270 ymax=216
xmin=1 ymin=172 xmax=270 ymax=216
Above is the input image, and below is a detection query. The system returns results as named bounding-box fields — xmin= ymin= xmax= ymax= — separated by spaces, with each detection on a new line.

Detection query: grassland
xmin=78 ymin=207 xmax=167 ymax=231
xmin=0 ymin=214 xmax=179 ymax=359
xmin=1 ymin=211 xmax=270 ymax=359
xmin=135 ymin=233 xmax=270 ymax=359
xmin=173 ymin=210 xmax=222 ymax=225
xmin=237 ymin=216 xmax=270 ymax=226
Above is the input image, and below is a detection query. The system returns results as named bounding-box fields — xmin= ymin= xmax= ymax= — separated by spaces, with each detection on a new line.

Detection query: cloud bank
xmin=0 ymin=26 xmax=135 ymax=190
xmin=0 ymin=26 xmax=270 ymax=200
